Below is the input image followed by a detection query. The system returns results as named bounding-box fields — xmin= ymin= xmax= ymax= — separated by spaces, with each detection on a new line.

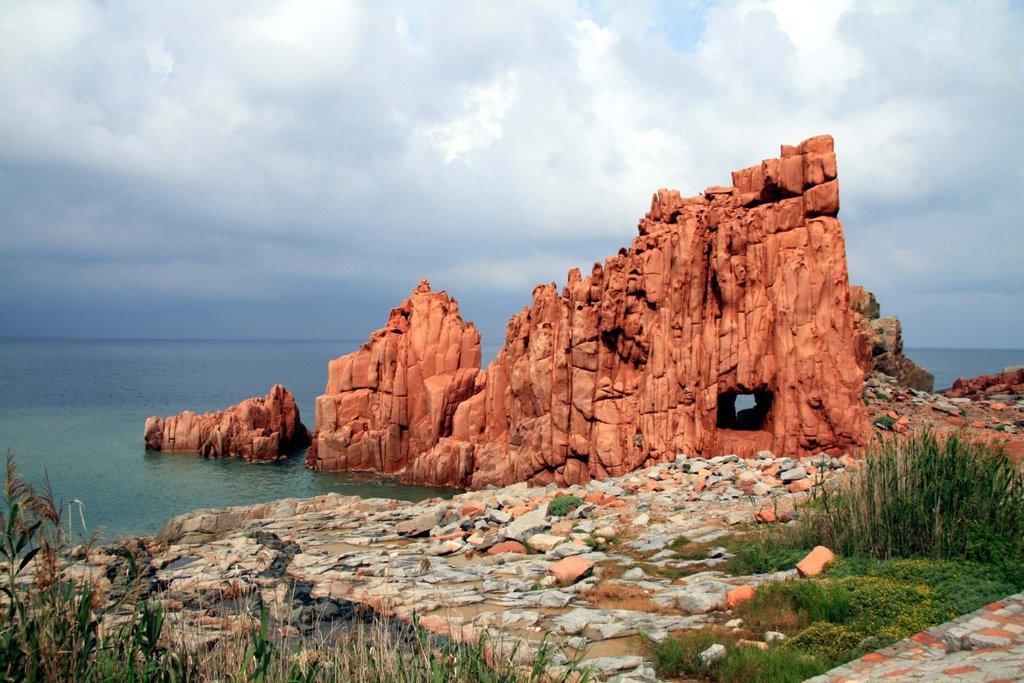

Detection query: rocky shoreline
xmin=59 ymin=448 xmax=856 ymax=682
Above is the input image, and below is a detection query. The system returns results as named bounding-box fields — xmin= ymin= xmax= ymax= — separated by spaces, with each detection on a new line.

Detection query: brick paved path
xmin=808 ymin=592 xmax=1024 ymax=681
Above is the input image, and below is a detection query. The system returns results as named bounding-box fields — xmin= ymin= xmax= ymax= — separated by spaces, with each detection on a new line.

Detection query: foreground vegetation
xmin=649 ymin=431 xmax=1024 ymax=682
xmin=0 ymin=454 xmax=589 ymax=682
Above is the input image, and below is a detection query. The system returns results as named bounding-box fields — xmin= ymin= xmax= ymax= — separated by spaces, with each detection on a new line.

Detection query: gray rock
xmin=622 ymin=567 xmax=647 ymax=581
xmin=396 ymin=510 xmax=442 ymax=537
xmin=779 ymin=466 xmax=807 ymax=482
xmin=504 ymin=505 xmax=550 ymax=542
xmin=488 ymin=509 xmax=512 ymax=524
xmin=585 ymin=656 xmax=644 ymax=673
xmin=699 ymin=643 xmax=727 ymax=664
xmin=722 ymin=510 xmax=749 ymax=525
xmin=764 ymin=630 xmax=787 ymax=643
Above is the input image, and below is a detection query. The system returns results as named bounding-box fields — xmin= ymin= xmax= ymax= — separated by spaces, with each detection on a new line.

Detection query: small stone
xmin=632 ymin=513 xmax=650 ymax=526
xmin=722 ymin=510 xmax=749 ymax=525
xmin=622 ymin=567 xmax=647 ymax=581
xmin=737 ymin=639 xmax=767 ymax=649
xmin=487 ymin=541 xmax=527 ymax=556
xmin=527 ymin=533 xmax=566 ymax=553
xmin=764 ymin=631 xmax=787 ymax=643
xmin=725 ymin=618 xmax=744 ymax=629
xmin=754 ymin=509 xmax=777 ymax=524
xmin=779 ymin=466 xmax=807 ymax=482
xmin=699 ymin=643 xmax=727 ymax=664
xmin=426 ymin=539 xmax=463 ymax=556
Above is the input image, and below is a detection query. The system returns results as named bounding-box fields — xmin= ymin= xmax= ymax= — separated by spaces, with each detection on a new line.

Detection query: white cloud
xmin=417 ymin=71 xmax=519 ymax=163
xmin=0 ymin=0 xmax=1021 ymax=345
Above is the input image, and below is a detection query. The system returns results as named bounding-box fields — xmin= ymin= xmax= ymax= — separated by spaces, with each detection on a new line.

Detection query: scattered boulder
xmin=487 ymin=541 xmax=528 ymax=556
xmin=796 ymin=546 xmax=835 ymax=577
xmin=725 ymin=585 xmax=756 ymax=609
xmin=549 ymin=556 xmax=594 ymax=586
xmin=699 ymin=643 xmax=727 ymax=665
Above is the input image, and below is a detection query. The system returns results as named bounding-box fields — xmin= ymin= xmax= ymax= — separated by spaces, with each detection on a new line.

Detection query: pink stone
xmin=796 ymin=546 xmax=835 ymax=577
xmin=549 ymin=556 xmax=594 ymax=585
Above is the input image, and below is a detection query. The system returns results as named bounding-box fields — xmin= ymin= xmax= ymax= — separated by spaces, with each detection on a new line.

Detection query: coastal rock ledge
xmin=308 ymin=135 xmax=867 ymax=488
xmin=144 ymin=384 xmax=311 ymax=461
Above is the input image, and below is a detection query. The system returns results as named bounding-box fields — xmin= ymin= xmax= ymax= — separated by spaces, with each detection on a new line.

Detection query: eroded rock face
xmin=305 ymin=279 xmax=482 ymax=477
xmin=145 ymin=385 xmax=311 ymax=461
xmin=850 ymin=286 xmax=935 ymax=392
xmin=310 ymin=135 xmax=867 ymax=487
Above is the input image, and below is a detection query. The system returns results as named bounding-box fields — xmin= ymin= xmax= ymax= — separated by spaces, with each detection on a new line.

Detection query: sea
xmin=0 ymin=339 xmax=1021 ymax=542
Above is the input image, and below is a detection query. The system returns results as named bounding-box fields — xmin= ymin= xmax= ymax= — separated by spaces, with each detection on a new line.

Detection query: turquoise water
xmin=0 ymin=339 xmax=461 ymax=541
xmin=0 ymin=339 xmax=1020 ymax=542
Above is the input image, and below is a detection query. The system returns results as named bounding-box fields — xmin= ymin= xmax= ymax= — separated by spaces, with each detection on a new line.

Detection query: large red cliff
xmin=145 ymin=385 xmax=311 ymax=462
xmin=307 ymin=135 xmax=868 ymax=487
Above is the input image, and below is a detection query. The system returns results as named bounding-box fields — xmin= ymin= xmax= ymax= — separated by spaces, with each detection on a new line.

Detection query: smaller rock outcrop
xmin=144 ymin=385 xmax=311 ymax=461
xmin=850 ymin=286 xmax=934 ymax=392
xmin=944 ymin=368 xmax=1024 ymax=400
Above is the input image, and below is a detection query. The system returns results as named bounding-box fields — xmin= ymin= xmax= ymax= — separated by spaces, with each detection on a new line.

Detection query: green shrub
xmin=783 ymin=623 xmax=866 ymax=663
xmin=548 ymin=496 xmax=584 ymax=517
xmin=826 ymin=557 xmax=1024 ymax=620
xmin=801 ymin=431 xmax=1024 ymax=562
xmin=835 ymin=576 xmax=946 ymax=642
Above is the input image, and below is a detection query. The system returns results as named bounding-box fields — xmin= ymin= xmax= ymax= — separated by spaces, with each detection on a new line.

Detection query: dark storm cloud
xmin=1 ymin=0 xmax=1022 ymax=347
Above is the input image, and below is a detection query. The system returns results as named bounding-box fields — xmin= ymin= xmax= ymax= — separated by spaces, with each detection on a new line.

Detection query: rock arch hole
xmin=717 ymin=389 xmax=773 ymax=431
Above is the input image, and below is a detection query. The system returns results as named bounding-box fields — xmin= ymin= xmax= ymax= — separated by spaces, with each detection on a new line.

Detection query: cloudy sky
xmin=1 ymin=0 xmax=1021 ymax=348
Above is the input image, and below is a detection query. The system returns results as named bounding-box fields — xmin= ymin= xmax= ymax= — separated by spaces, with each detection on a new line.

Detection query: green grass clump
xmin=647 ymin=628 xmax=736 ymax=678
xmin=872 ymin=415 xmax=895 ymax=429
xmin=648 ymin=629 xmax=827 ymax=683
xmin=548 ymin=495 xmax=584 ymax=517
xmin=803 ymin=431 xmax=1024 ymax=563
xmin=721 ymin=535 xmax=808 ymax=576
xmin=715 ymin=646 xmax=827 ymax=683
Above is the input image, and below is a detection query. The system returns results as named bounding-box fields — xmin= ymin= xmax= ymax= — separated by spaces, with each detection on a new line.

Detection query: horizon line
xmin=0 ymin=336 xmax=1020 ymax=352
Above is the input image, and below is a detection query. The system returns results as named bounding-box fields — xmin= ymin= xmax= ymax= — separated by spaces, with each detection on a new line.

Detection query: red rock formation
xmin=308 ymin=135 xmax=868 ymax=488
xmin=145 ymin=385 xmax=311 ymax=461
xmin=944 ymin=368 xmax=1024 ymax=399
xmin=850 ymin=286 xmax=934 ymax=391
xmin=305 ymin=280 xmax=482 ymax=476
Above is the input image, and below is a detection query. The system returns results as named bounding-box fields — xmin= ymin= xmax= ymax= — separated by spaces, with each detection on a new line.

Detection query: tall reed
xmin=804 ymin=431 xmax=1024 ymax=562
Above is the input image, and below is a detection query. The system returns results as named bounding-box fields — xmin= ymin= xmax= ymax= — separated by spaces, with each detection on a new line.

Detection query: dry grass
xmin=579 ymin=582 xmax=660 ymax=612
